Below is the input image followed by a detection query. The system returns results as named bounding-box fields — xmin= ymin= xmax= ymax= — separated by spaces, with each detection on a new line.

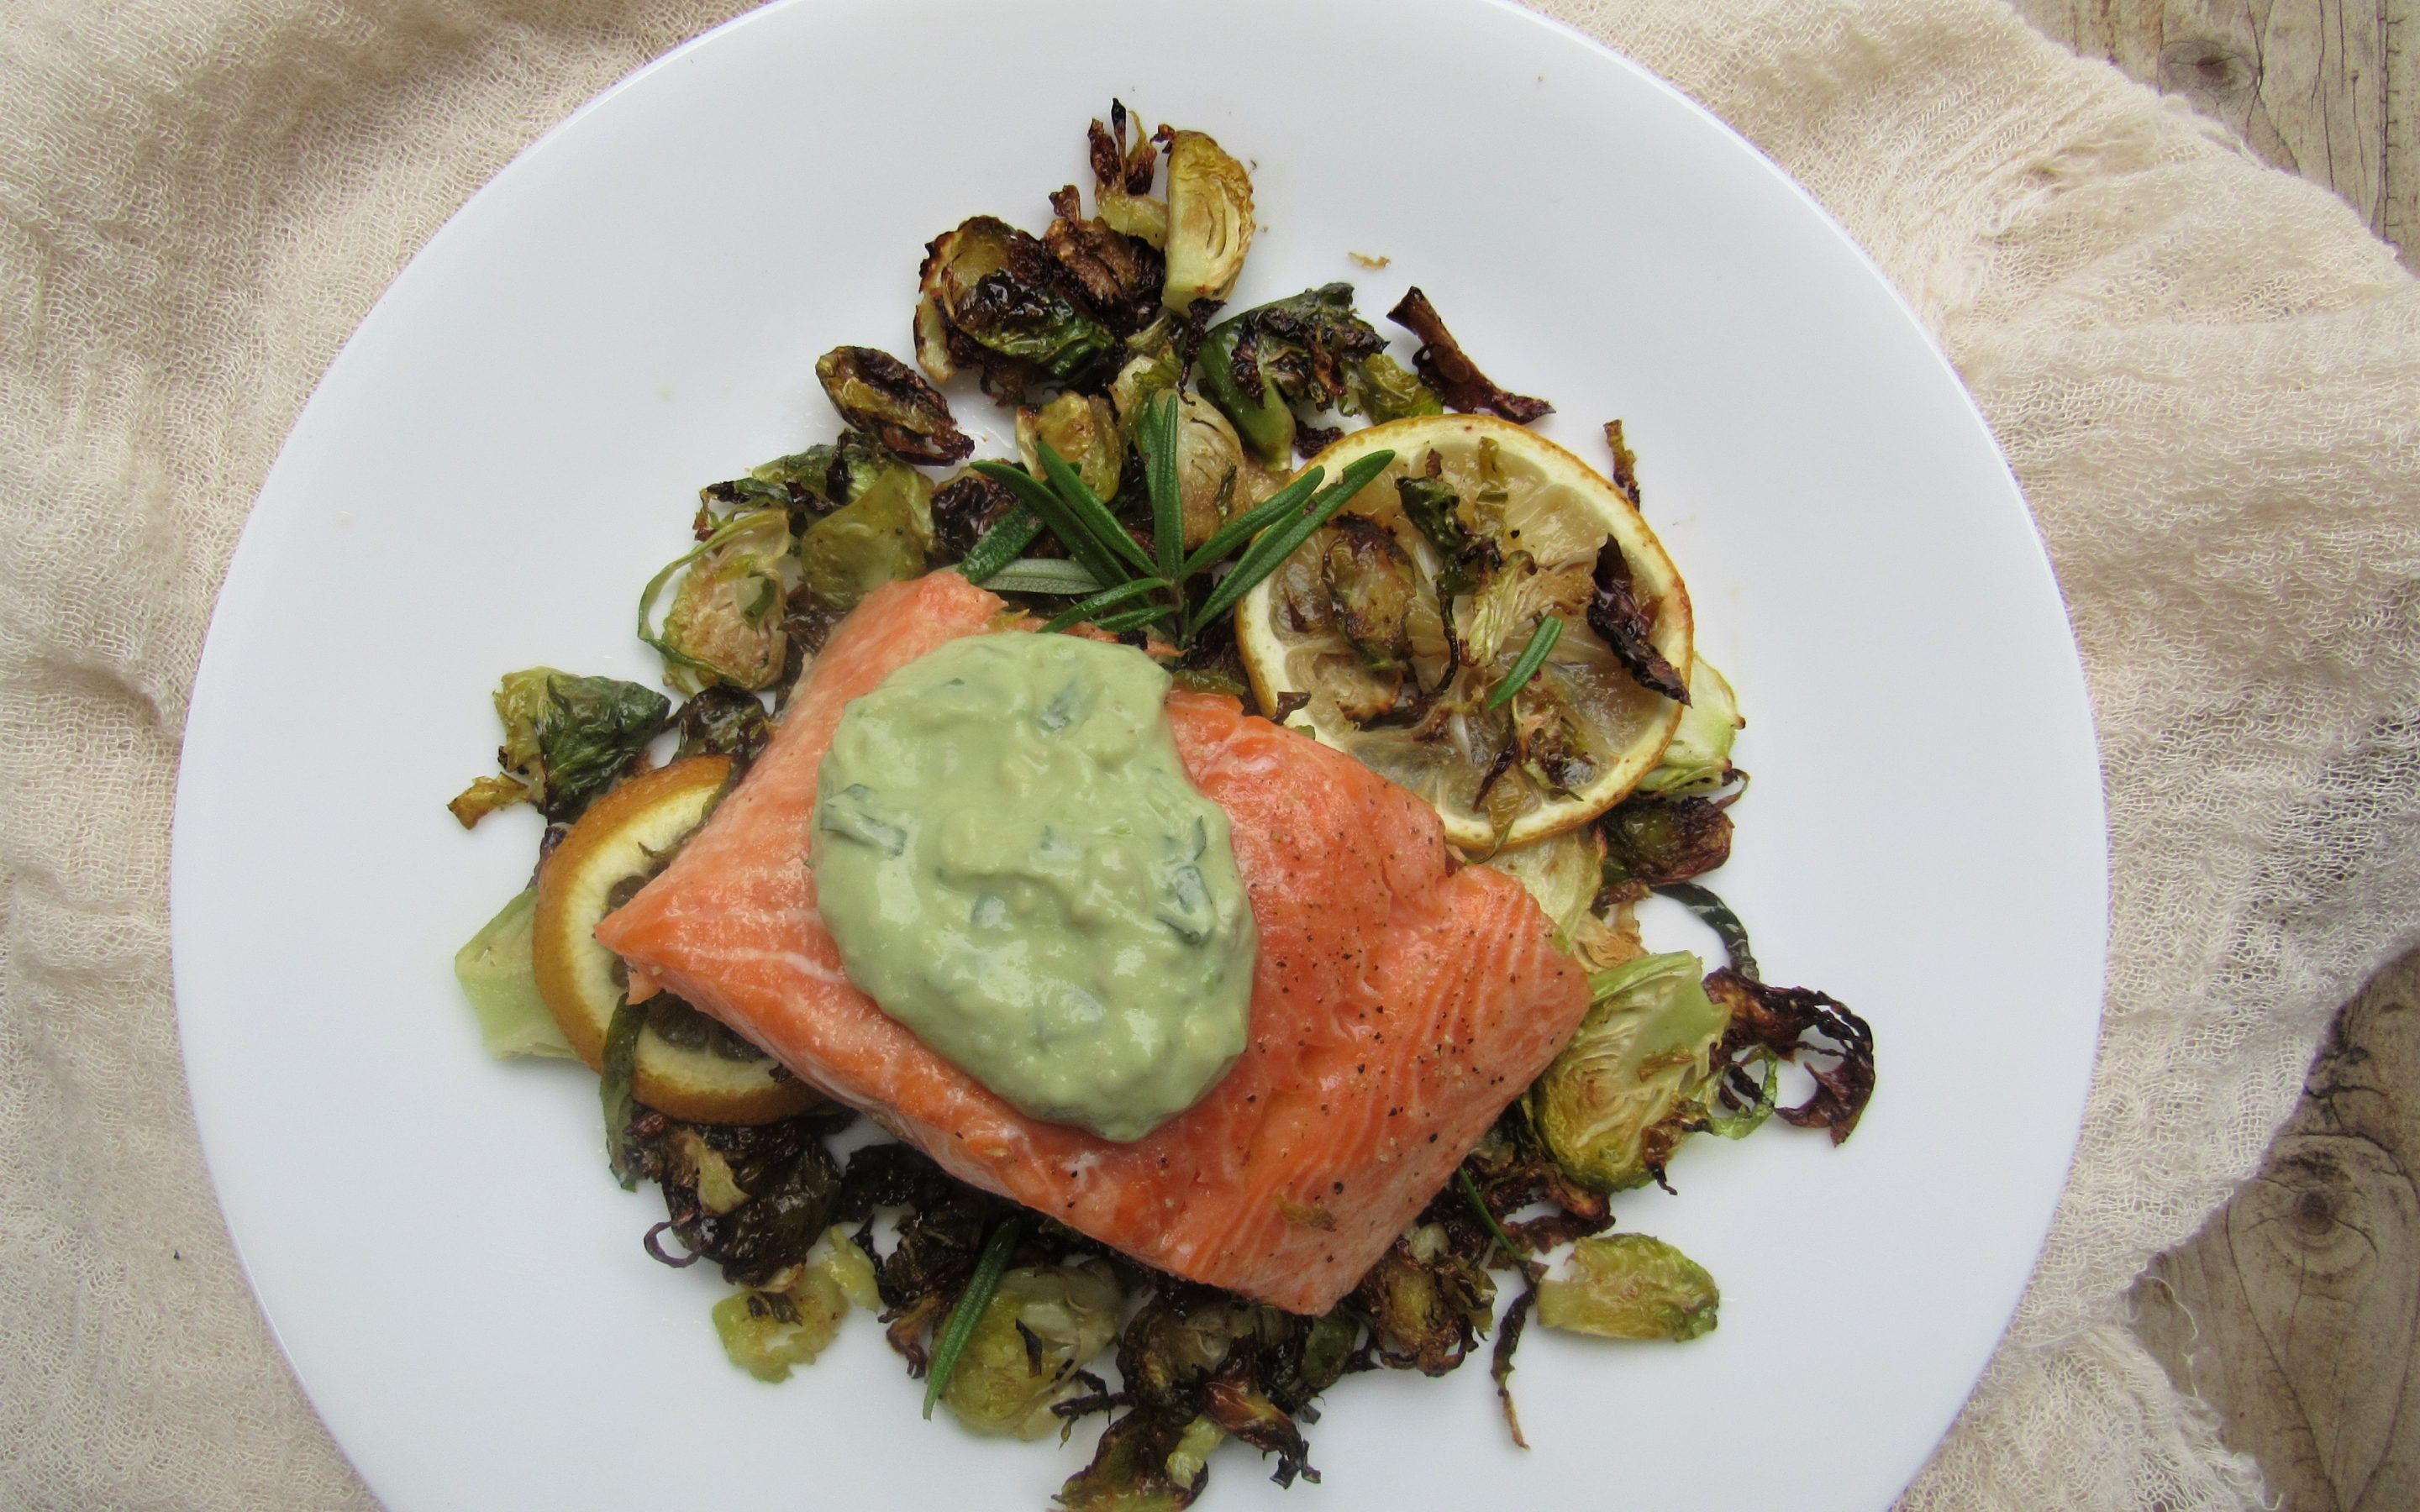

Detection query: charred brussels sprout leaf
xmin=1526 ymin=952 xmax=1729 ymax=1193
xmin=1322 ymin=517 xmax=1418 ymax=671
xmin=1354 ymin=1226 xmax=1496 ymax=1375
xmin=1586 ymin=536 xmax=1691 ymax=703
xmin=1386 ymin=286 xmax=1553 ymax=424
xmin=918 ymin=215 xmax=1115 ymax=399
xmin=1158 ymin=129 xmax=1253 ymax=314
xmin=939 ymin=1259 xmax=1123 ymax=1438
xmin=797 ymin=463 xmax=932 ymax=610
xmin=930 ymin=470 xmax=1022 ymax=561
xmin=1599 ymin=790 xmax=1736 ymax=886
xmin=1018 ymin=391 xmax=1125 ymax=502
xmin=1197 ymin=285 xmax=1439 ymax=466
xmin=813 ymin=345 xmax=973 ymax=465
xmin=714 ymin=1270 xmax=850 ymax=1381
xmin=1639 ymin=657 xmax=1743 ymax=795
xmin=1538 ymin=1234 xmax=1719 ymax=1341
xmin=1046 ymin=186 xmax=1165 ymax=337
xmin=1057 ymin=1409 xmax=1218 ymax=1512
xmin=450 ymin=667 xmax=671 ymax=826
xmin=671 ymin=685 xmax=770 ymax=769
xmin=1705 ymin=968 xmax=1876 ymax=1142
xmin=631 ymin=1112 xmax=844 ymax=1285
xmin=1088 ymin=100 xmax=1167 ymax=246
xmin=450 ymin=888 xmax=575 ymax=1059
xmin=639 ymin=508 xmax=796 ymax=695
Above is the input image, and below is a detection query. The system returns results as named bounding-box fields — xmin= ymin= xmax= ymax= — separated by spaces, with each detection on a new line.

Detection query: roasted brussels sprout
xmin=1354 ymin=1224 xmax=1496 ymax=1374
xmin=1638 ymin=657 xmax=1743 ymax=795
xmin=1598 ymin=790 xmax=1735 ymax=886
xmin=1536 ymin=1233 xmax=1718 ymax=1341
xmin=643 ymin=507 xmax=795 ymax=695
xmin=1159 ymin=129 xmax=1253 ymax=314
xmin=671 ymin=685 xmax=771 ymax=769
xmin=706 ymin=431 xmax=891 ymax=521
xmin=917 ymin=215 xmax=1115 ymax=398
xmin=1088 ymin=100 xmax=1167 ymax=247
xmin=1524 ymin=952 xmax=1728 ymax=1193
xmin=929 ymin=469 xmax=1020 ymax=561
xmin=1057 ymin=1410 xmax=1221 ymax=1512
xmin=450 ymin=888 xmax=575 ymax=1058
xmin=796 ymin=463 xmax=932 ymax=610
xmin=1046 ymin=186 xmax=1164 ymax=337
xmin=813 ymin=345 xmax=973 ymax=465
xmin=1196 ymin=286 xmax=1439 ymax=465
xmin=1386 ymin=286 xmax=1553 ymax=424
xmin=938 ymin=1259 xmax=1123 ymax=1438
xmin=447 ymin=667 xmax=670 ymax=827
xmin=1016 ymin=391 xmax=1124 ymax=501
xmin=630 ymin=1111 xmax=844 ymax=1286
xmin=1322 ymin=517 xmax=1418 ymax=670
xmin=714 ymin=1269 xmax=850 ymax=1382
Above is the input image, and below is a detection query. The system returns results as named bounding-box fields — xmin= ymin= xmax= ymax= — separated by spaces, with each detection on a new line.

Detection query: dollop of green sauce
xmin=813 ymin=633 xmax=1255 ymax=1142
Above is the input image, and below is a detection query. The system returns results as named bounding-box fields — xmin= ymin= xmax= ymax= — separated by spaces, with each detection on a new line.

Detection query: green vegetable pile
xmin=445 ymin=100 xmax=1876 ymax=1509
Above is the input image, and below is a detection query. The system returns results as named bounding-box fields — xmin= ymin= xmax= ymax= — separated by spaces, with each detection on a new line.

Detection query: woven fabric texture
xmin=7 ymin=0 xmax=2418 ymax=1506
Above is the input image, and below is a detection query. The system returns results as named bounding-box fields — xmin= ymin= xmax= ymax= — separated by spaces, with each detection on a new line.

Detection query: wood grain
xmin=2014 ymin=0 xmax=2418 ymax=257
xmin=2128 ymin=960 xmax=2420 ymax=1509
xmin=1999 ymin=13 xmax=2419 ymax=1506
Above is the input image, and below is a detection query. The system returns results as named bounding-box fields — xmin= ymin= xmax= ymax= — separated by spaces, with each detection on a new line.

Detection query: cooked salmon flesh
xmin=594 ymin=572 xmax=1590 ymax=1314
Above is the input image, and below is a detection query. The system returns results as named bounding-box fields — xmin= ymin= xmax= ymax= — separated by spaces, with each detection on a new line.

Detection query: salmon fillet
xmin=595 ymin=572 xmax=1590 ymax=1314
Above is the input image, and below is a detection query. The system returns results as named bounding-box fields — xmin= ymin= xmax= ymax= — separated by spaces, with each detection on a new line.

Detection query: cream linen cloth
xmin=6 ymin=0 xmax=2417 ymax=1505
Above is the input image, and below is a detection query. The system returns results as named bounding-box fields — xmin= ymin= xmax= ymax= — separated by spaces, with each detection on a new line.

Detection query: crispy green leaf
xmin=451 ymin=889 xmax=575 ymax=1059
xmin=602 ymin=1000 xmax=645 ymax=1191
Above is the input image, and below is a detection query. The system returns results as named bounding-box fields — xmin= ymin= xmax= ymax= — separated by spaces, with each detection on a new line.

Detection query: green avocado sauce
xmin=813 ymin=633 xmax=1255 ymax=1142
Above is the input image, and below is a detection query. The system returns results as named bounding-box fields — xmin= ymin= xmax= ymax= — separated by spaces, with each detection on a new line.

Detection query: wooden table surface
xmin=2012 ymin=4 xmax=2416 ymax=1507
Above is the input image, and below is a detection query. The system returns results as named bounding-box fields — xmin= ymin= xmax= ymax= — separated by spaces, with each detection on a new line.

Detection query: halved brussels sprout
xmin=1536 ymin=1233 xmax=1718 ymax=1341
xmin=1598 ymin=790 xmax=1734 ymax=886
xmin=448 ymin=667 xmax=671 ymax=826
xmin=1045 ymin=186 xmax=1164 ymax=336
xmin=813 ymin=345 xmax=972 ymax=465
xmin=938 ymin=1258 xmax=1123 ymax=1438
xmin=643 ymin=508 xmax=795 ymax=695
xmin=1637 ymin=657 xmax=1743 ymax=795
xmin=1524 ymin=951 xmax=1728 ymax=1193
xmin=929 ymin=469 xmax=1019 ymax=561
xmin=1016 ymin=391 xmax=1124 ymax=501
xmin=713 ymin=1269 xmax=850 ymax=1382
xmin=1057 ymin=1409 xmax=1219 ymax=1512
xmin=671 ymin=685 xmax=771 ymax=767
xmin=796 ymin=464 xmax=932 ymax=610
xmin=1322 ymin=517 xmax=1418 ymax=671
xmin=918 ymin=215 xmax=1114 ymax=396
xmin=1195 ymin=286 xmax=1440 ymax=465
xmin=1159 ymin=130 xmax=1253 ymax=313
xmin=1354 ymin=1225 xmax=1496 ymax=1375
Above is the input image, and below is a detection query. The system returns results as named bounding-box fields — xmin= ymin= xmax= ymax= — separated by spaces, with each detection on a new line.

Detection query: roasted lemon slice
xmin=1236 ymin=414 xmax=1691 ymax=849
xmin=532 ymin=755 xmax=816 ymax=1124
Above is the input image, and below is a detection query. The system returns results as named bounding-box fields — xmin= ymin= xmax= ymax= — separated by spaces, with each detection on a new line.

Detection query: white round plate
xmin=172 ymin=0 xmax=2106 ymax=1507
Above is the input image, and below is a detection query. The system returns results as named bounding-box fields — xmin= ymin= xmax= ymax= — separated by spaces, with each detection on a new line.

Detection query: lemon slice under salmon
xmin=1235 ymin=414 xmax=1691 ymax=850
xmin=532 ymin=755 xmax=817 ymax=1124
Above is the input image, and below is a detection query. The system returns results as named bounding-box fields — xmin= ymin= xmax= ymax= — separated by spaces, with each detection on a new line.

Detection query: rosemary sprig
xmin=972 ymin=412 xmax=1397 ymax=648
xmin=1039 ymin=576 xmax=1172 ymax=633
xmin=923 ymin=1214 xmax=1024 ymax=1420
xmin=1485 ymin=615 xmax=1565 ymax=710
xmin=955 ymin=503 xmax=1043 ymax=584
